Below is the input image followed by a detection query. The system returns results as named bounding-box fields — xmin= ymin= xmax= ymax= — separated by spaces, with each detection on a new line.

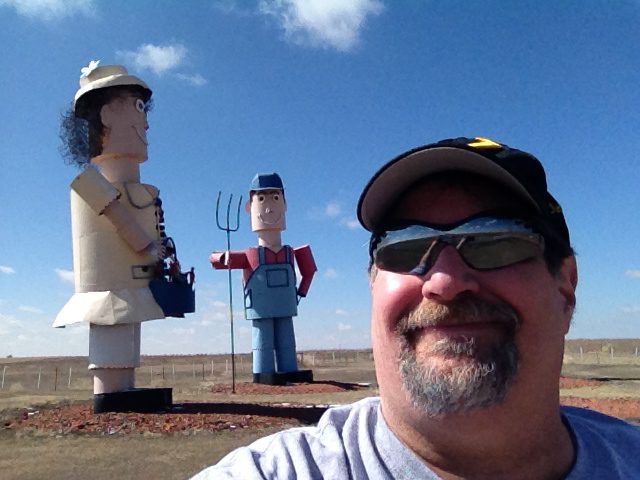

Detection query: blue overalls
xmin=244 ymin=246 xmax=299 ymax=375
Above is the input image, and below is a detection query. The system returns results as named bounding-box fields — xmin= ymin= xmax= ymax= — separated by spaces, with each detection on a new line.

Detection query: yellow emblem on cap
xmin=549 ymin=203 xmax=563 ymax=214
xmin=467 ymin=137 xmax=502 ymax=149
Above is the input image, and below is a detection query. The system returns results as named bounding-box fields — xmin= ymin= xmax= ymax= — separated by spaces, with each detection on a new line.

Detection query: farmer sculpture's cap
xmin=357 ymin=136 xmax=570 ymax=244
xmin=74 ymin=60 xmax=152 ymax=118
xmin=250 ymin=173 xmax=284 ymax=192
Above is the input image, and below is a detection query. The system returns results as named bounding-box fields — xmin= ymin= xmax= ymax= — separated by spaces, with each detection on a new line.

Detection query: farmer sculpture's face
xmin=99 ymin=93 xmax=149 ymax=161
xmin=248 ymin=189 xmax=287 ymax=232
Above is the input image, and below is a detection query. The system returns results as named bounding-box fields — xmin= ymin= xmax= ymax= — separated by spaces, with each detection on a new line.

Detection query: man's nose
xmin=420 ymin=245 xmax=480 ymax=302
xmin=265 ymin=207 xmax=272 ymax=213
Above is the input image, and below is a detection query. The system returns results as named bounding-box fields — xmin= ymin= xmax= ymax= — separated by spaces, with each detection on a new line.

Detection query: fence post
xmin=332 ymin=352 xmax=336 ymax=365
xmin=37 ymin=367 xmax=42 ymax=390
xmin=579 ymin=346 xmax=583 ymax=360
xmin=192 ymin=363 xmax=196 ymax=379
xmin=54 ymin=367 xmax=58 ymax=391
xmin=1 ymin=366 xmax=6 ymax=389
xmin=211 ymin=360 xmax=214 ymax=376
xmin=162 ymin=366 xmax=165 ymax=380
xmin=150 ymin=366 xmax=153 ymax=384
xmin=201 ymin=363 xmax=205 ymax=381
xmin=68 ymin=367 xmax=72 ymax=387
xmin=172 ymin=363 xmax=176 ymax=382
xmin=610 ymin=346 xmax=614 ymax=360
xmin=636 ymin=346 xmax=639 ymax=358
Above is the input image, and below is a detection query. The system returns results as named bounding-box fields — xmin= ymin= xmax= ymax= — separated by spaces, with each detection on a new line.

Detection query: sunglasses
xmin=372 ymin=217 xmax=544 ymax=275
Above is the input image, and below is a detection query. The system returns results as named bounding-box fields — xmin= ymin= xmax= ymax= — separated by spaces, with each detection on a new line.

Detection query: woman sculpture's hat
xmin=74 ymin=60 xmax=151 ymax=118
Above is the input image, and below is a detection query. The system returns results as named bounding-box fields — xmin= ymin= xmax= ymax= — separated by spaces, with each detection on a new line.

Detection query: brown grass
xmin=0 ymin=426 xmax=288 ymax=480
xmin=2 ymin=344 xmax=640 ymax=479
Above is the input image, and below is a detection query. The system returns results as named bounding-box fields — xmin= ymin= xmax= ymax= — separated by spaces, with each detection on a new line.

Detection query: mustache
xmin=395 ymin=293 xmax=520 ymax=336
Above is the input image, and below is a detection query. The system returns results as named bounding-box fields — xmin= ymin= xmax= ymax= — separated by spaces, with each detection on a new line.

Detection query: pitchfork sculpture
xmin=215 ymin=191 xmax=242 ymax=394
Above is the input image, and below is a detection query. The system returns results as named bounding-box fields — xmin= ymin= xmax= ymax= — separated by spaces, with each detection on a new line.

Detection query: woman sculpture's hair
xmin=60 ymin=85 xmax=151 ymax=167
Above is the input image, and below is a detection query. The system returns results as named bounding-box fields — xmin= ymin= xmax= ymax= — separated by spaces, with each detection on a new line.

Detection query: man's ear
xmin=245 ymin=198 xmax=252 ymax=214
xmin=557 ymin=255 xmax=578 ymax=332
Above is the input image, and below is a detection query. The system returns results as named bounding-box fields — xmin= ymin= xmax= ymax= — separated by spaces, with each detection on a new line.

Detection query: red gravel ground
xmin=2 ymin=381 xmax=365 ymax=436
xmin=3 ymin=378 xmax=639 ymax=436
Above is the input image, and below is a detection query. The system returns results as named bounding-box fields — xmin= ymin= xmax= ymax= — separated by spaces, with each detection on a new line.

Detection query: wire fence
xmin=0 ymin=350 xmax=375 ymax=393
xmin=7 ymin=343 xmax=639 ymax=393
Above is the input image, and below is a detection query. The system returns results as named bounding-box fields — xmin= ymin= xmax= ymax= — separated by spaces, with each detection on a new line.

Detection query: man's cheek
xmin=372 ymin=272 xmax=422 ymax=329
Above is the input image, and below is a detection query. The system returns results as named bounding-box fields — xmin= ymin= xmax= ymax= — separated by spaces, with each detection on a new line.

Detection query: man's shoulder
xmin=562 ymin=405 xmax=640 ymax=478
xmin=562 ymin=405 xmax=640 ymax=438
xmin=191 ymin=397 xmax=382 ymax=479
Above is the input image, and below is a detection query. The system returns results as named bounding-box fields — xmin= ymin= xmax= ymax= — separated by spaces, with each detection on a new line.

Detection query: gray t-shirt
xmin=191 ymin=397 xmax=640 ymax=479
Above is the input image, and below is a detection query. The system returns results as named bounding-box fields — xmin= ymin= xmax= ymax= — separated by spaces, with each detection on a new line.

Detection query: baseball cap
xmin=357 ymin=137 xmax=570 ymax=245
xmin=250 ymin=173 xmax=284 ymax=192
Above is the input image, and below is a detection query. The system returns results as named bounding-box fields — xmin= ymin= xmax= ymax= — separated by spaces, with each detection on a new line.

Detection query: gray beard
xmin=396 ymin=294 xmax=520 ymax=416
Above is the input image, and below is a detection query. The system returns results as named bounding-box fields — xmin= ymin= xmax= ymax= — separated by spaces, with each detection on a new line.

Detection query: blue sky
xmin=1 ymin=0 xmax=639 ymax=357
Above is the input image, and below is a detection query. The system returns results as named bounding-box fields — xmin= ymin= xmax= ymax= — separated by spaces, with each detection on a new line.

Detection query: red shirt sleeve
xmin=209 ymin=250 xmax=251 ymax=270
xmin=293 ymin=245 xmax=317 ymax=297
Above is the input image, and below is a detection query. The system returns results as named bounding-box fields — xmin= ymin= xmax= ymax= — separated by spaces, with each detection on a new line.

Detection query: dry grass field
xmin=2 ymin=341 xmax=640 ymax=479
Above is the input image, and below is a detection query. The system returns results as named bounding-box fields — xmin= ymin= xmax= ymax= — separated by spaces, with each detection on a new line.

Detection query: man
xmin=210 ymin=173 xmax=316 ymax=384
xmin=193 ymin=137 xmax=640 ymax=479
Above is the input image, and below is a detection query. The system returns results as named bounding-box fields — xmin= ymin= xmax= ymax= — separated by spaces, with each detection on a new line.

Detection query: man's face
xmin=100 ymin=94 xmax=149 ymax=161
xmin=370 ymin=176 xmax=576 ymax=417
xmin=249 ymin=189 xmax=287 ymax=232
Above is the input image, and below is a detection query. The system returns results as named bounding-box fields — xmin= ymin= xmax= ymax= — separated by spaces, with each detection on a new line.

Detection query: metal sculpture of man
xmin=56 ymin=61 xmax=193 ymax=412
xmin=210 ymin=173 xmax=316 ymax=385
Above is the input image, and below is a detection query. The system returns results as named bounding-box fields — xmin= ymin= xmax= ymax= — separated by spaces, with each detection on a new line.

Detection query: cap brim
xmin=357 ymin=146 xmax=539 ymax=232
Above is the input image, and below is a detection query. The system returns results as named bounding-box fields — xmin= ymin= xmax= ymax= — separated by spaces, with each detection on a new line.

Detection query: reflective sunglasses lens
xmin=375 ymin=235 xmax=542 ymax=273
xmin=374 ymin=238 xmax=430 ymax=273
xmin=459 ymin=236 xmax=541 ymax=270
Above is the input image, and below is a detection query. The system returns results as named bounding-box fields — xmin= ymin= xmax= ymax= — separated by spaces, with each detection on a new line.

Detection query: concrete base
xmin=253 ymin=369 xmax=313 ymax=385
xmin=93 ymin=387 xmax=173 ymax=413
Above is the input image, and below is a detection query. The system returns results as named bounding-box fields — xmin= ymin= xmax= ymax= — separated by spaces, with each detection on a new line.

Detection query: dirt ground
xmin=2 ymin=381 xmax=369 ymax=435
xmin=2 ymin=347 xmax=640 ymax=479
xmin=4 ymin=377 xmax=639 ymax=439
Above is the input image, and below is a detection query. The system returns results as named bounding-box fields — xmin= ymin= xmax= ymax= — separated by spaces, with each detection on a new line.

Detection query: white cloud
xmin=625 ymin=270 xmax=640 ymax=279
xmin=335 ymin=309 xmax=349 ymax=317
xmin=212 ymin=300 xmax=227 ymax=308
xmin=0 ymin=313 xmax=23 ymax=336
xmin=622 ymin=305 xmax=640 ymax=314
xmin=55 ymin=268 xmax=75 ymax=284
xmin=213 ymin=0 xmax=252 ymax=15
xmin=324 ymin=268 xmax=338 ymax=279
xmin=259 ymin=0 xmax=383 ymax=52
xmin=325 ymin=202 xmax=342 ymax=218
xmin=0 ymin=265 xmax=15 ymax=274
xmin=18 ymin=306 xmax=44 ymax=314
xmin=340 ymin=217 xmax=360 ymax=230
xmin=117 ymin=43 xmax=187 ymax=76
xmin=337 ymin=321 xmax=352 ymax=331
xmin=170 ymin=327 xmax=196 ymax=336
xmin=176 ymin=73 xmax=208 ymax=86
xmin=0 ymin=0 xmax=95 ymax=21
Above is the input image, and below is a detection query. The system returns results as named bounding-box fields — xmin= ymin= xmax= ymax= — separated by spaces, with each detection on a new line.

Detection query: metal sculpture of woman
xmin=56 ymin=61 xmax=183 ymax=412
